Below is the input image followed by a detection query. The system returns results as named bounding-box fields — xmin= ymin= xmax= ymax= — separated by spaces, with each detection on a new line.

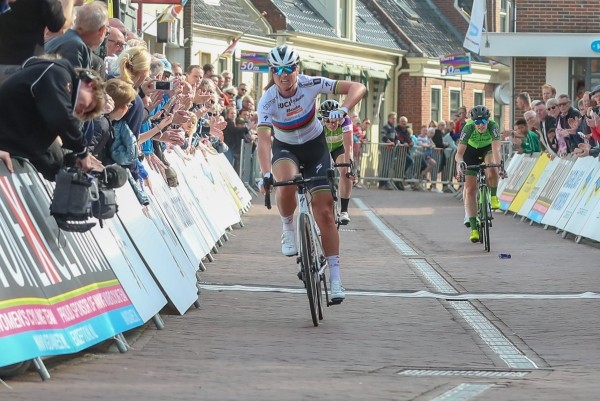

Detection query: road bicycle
xmin=462 ymin=162 xmax=503 ymax=252
xmin=265 ymin=168 xmax=340 ymax=326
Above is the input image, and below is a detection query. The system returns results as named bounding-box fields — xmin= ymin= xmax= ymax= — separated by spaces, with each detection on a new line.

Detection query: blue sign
xmin=591 ymin=40 xmax=600 ymax=53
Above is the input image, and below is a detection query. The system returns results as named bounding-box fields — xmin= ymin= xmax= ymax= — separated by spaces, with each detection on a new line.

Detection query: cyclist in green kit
xmin=455 ymin=105 xmax=503 ymax=243
xmin=320 ymin=99 xmax=354 ymax=224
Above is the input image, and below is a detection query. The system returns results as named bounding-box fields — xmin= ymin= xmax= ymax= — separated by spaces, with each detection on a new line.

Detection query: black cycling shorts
xmin=330 ymin=145 xmax=344 ymax=162
xmin=272 ymin=132 xmax=333 ymax=192
xmin=463 ymin=144 xmax=492 ymax=176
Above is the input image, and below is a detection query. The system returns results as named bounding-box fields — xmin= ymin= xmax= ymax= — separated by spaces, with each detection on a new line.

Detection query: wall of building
xmin=515 ymin=1 xmax=595 ymax=33
xmin=397 ymin=74 xmax=509 ymax=132
xmin=513 ymin=57 xmax=546 ymax=121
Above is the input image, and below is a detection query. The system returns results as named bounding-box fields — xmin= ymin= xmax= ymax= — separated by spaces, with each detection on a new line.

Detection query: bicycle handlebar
xmin=333 ymin=161 xmax=355 ymax=178
xmin=264 ymin=169 xmax=339 ymax=209
xmin=464 ymin=162 xmax=503 ymax=171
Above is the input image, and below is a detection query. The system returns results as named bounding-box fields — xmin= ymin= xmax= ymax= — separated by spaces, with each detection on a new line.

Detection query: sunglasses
xmin=474 ymin=119 xmax=488 ymax=125
xmin=107 ymin=39 xmax=126 ymax=48
xmin=558 ymin=102 xmax=569 ymax=106
xmin=547 ymin=105 xmax=557 ymax=111
xmin=271 ymin=65 xmax=297 ymax=75
xmin=322 ymin=118 xmax=339 ymax=123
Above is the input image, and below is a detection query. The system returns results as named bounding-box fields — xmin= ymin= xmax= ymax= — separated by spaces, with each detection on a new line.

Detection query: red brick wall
xmin=513 ymin=57 xmax=547 ymax=121
xmin=515 ymin=1 xmax=599 ymax=33
xmin=397 ymin=75 xmax=509 ymax=130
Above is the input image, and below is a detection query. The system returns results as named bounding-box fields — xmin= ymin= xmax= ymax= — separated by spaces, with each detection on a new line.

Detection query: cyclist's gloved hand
xmin=258 ymin=172 xmax=273 ymax=195
xmin=456 ymin=161 xmax=466 ymax=178
xmin=328 ymin=106 xmax=349 ymax=120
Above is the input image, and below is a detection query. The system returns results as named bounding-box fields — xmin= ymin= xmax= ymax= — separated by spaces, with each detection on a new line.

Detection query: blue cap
xmin=159 ymin=57 xmax=173 ymax=74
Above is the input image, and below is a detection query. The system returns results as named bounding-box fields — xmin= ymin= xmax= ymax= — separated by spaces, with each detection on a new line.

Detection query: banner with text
xmin=240 ymin=51 xmax=270 ymax=73
xmin=0 ymin=160 xmax=142 ymax=368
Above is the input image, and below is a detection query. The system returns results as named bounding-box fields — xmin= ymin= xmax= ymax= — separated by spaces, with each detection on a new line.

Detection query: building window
xmin=494 ymin=102 xmax=502 ymax=126
xmin=474 ymin=91 xmax=484 ymax=107
xmin=450 ymin=89 xmax=461 ymax=117
xmin=431 ymin=87 xmax=441 ymax=123
xmin=570 ymin=58 xmax=600 ymax=101
xmin=500 ymin=0 xmax=512 ymax=32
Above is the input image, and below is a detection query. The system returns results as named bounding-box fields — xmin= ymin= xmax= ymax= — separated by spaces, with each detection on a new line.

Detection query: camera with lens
xmin=50 ymin=164 xmax=128 ymax=232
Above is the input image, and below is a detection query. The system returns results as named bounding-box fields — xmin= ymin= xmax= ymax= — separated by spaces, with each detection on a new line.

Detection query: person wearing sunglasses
xmin=454 ymin=105 xmax=504 ymax=243
xmin=320 ymin=99 xmax=354 ymax=224
xmin=257 ymin=44 xmax=366 ymax=303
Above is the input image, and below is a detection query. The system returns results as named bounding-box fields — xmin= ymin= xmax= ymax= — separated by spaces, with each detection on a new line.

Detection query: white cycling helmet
xmin=267 ymin=45 xmax=300 ymax=67
xmin=319 ymin=99 xmax=340 ymax=118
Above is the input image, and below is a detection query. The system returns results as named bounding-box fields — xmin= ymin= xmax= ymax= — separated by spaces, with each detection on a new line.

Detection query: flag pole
xmin=210 ymin=11 xmax=267 ymax=63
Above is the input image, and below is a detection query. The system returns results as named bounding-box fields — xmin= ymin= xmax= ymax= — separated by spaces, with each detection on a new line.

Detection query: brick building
xmin=445 ymin=1 xmax=600 ymax=124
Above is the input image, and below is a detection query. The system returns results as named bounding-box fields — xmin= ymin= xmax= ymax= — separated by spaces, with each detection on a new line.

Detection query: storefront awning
xmin=347 ymin=66 xmax=362 ymax=77
xmin=364 ymin=69 xmax=390 ymax=81
xmin=301 ymin=60 xmax=322 ymax=72
xmin=322 ymin=63 xmax=347 ymax=76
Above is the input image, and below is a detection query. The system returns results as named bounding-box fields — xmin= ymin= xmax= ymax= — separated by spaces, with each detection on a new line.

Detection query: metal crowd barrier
xmin=358 ymin=142 xmax=461 ymax=191
xmin=237 ymin=140 xmax=514 ymax=194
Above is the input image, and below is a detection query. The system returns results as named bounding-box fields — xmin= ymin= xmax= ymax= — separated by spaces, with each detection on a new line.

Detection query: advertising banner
xmin=563 ymin=160 xmax=600 ymax=236
xmin=518 ymin=155 xmax=559 ymax=218
xmin=509 ymin=153 xmax=550 ymax=213
xmin=115 ymin=183 xmax=198 ymax=315
xmin=496 ymin=154 xmax=522 ymax=199
xmin=541 ymin=157 xmax=595 ymax=227
xmin=528 ymin=157 xmax=573 ymax=223
xmin=498 ymin=155 xmax=536 ymax=210
xmin=240 ymin=51 xmax=270 ymax=73
xmin=91 ymin=219 xmax=167 ymax=322
xmin=0 ymin=161 xmax=141 ymax=367
xmin=553 ymin=160 xmax=600 ymax=230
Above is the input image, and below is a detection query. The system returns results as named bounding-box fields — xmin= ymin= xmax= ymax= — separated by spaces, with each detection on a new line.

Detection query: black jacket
xmin=0 ymin=58 xmax=87 ymax=158
xmin=0 ymin=0 xmax=65 ymax=64
xmin=45 ymin=29 xmax=93 ymax=70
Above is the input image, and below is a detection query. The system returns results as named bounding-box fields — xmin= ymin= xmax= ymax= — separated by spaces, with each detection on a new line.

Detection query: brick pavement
xmin=4 ymin=188 xmax=600 ymax=400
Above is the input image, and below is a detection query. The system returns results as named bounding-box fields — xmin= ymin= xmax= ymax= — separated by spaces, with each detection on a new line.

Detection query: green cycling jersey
xmin=324 ymin=116 xmax=352 ymax=152
xmin=459 ymin=119 xmax=501 ymax=149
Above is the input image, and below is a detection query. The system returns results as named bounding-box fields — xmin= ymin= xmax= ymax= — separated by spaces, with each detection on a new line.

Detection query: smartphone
xmin=153 ymin=81 xmax=174 ymax=91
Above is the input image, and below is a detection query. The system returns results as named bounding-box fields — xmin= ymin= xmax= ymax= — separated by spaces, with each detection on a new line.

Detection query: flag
xmin=159 ymin=5 xmax=183 ymax=23
xmin=463 ymin=0 xmax=485 ymax=54
xmin=181 ymin=0 xmax=189 ymax=5
xmin=220 ymin=37 xmax=240 ymax=57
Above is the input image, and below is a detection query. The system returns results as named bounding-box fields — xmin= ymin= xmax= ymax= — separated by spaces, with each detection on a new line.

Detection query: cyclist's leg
xmin=272 ymin=140 xmax=301 ymax=256
xmin=463 ymin=146 xmax=482 ymax=240
xmin=332 ymin=147 xmax=352 ymax=221
xmin=483 ymin=149 xmax=500 ymax=208
xmin=305 ymin=135 xmax=345 ymax=300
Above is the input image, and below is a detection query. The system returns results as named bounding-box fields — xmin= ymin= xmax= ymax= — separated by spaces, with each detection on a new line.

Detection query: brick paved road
xmin=4 ymin=188 xmax=600 ymax=400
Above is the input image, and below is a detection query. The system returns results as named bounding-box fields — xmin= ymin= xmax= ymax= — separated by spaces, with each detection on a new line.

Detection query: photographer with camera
xmin=0 ymin=57 xmax=105 ymax=180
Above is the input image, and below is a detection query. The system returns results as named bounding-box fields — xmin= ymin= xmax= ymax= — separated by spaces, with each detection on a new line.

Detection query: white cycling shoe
xmin=339 ymin=212 xmax=350 ymax=225
xmin=329 ymin=279 xmax=345 ymax=302
xmin=281 ymin=230 xmax=297 ymax=256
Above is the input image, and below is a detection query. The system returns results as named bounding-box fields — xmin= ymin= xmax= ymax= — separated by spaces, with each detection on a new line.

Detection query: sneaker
xmin=431 ymin=188 xmax=443 ymax=194
xmin=339 ymin=211 xmax=350 ymax=225
xmin=330 ymin=279 xmax=345 ymax=302
xmin=281 ymin=230 xmax=297 ymax=256
xmin=469 ymin=229 xmax=479 ymax=243
xmin=491 ymin=196 xmax=500 ymax=210
xmin=464 ymin=214 xmax=470 ymax=228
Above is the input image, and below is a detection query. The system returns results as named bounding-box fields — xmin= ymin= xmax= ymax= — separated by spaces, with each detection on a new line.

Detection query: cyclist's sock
xmin=491 ymin=187 xmax=497 ymax=197
xmin=469 ymin=217 xmax=477 ymax=228
xmin=340 ymin=198 xmax=350 ymax=213
xmin=281 ymin=214 xmax=294 ymax=232
xmin=327 ymin=255 xmax=341 ymax=282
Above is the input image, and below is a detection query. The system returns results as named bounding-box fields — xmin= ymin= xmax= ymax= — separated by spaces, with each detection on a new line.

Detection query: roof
xmin=270 ymin=0 xmax=405 ymax=51
xmin=193 ymin=0 xmax=265 ymax=37
xmin=372 ymin=0 xmax=465 ymax=58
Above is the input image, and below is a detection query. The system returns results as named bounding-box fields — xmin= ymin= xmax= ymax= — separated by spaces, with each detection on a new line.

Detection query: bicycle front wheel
xmin=480 ymin=186 xmax=491 ymax=252
xmin=299 ymin=213 xmax=320 ymax=327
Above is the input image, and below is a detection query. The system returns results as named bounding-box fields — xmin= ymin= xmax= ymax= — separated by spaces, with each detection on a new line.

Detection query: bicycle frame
xmin=464 ymin=163 xmax=502 ymax=252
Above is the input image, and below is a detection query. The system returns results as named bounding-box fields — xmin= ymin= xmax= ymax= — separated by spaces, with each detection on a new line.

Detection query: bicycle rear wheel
xmin=299 ymin=213 xmax=320 ymax=326
xmin=480 ymin=186 xmax=491 ymax=252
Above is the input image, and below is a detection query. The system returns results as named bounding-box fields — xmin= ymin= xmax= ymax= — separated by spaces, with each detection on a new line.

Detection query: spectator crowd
xmin=0 ymin=0 xmax=259 ymax=207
